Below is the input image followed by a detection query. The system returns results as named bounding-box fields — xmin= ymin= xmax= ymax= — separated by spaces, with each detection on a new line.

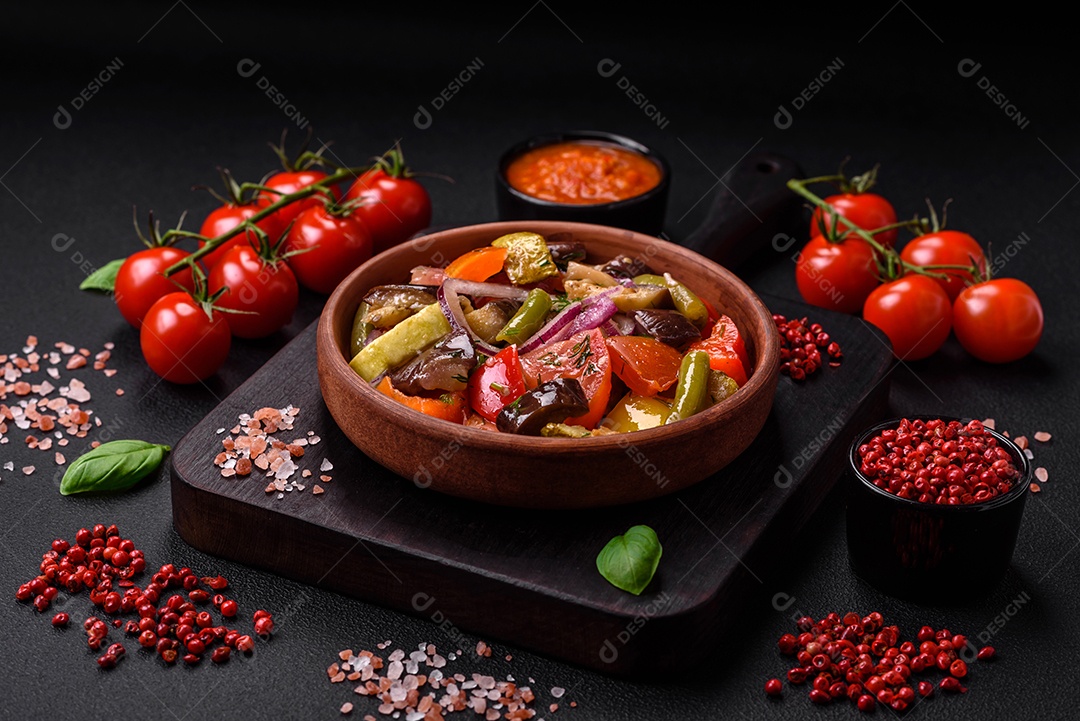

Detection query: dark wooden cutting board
xmin=170 ymin=293 xmax=892 ymax=678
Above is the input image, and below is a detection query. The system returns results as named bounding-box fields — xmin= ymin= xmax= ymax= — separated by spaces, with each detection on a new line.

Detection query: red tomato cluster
xmin=792 ymin=167 xmax=1043 ymax=364
xmin=112 ymin=140 xmax=433 ymax=384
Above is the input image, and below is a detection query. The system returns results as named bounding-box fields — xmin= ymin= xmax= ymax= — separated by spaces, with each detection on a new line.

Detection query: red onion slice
xmin=517 ymin=301 xmax=584 ymax=354
xmin=437 ymin=284 xmax=503 ymax=358
xmin=441 ymin=278 xmax=529 ymax=302
xmin=563 ymin=294 xmax=618 ymax=338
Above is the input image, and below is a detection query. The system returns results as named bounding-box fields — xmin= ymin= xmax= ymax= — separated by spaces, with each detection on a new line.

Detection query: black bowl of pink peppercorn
xmin=846 ymin=417 xmax=1031 ymax=601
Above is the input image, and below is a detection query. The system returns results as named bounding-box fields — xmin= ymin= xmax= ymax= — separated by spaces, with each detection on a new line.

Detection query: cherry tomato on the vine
xmin=899 ymin=230 xmax=986 ymax=301
xmin=258 ymin=168 xmax=339 ymax=229
xmin=862 ymin=274 xmax=952 ymax=361
xmin=139 ymin=292 xmax=231 ymax=384
xmin=810 ymin=192 xmax=899 ymax=247
xmin=114 ymin=247 xmax=196 ymax=328
xmin=794 ymin=235 xmax=881 ymax=314
xmin=198 ymin=203 xmax=285 ymax=271
xmin=343 ymin=149 xmax=432 ymax=254
xmin=284 ymin=205 xmax=373 ymax=294
xmin=953 ymin=278 xmax=1043 ymax=363
xmin=208 ymin=245 xmax=299 ymax=338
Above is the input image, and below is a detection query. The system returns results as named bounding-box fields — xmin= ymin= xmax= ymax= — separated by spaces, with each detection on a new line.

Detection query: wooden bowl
xmin=316 ymin=221 xmax=779 ymax=509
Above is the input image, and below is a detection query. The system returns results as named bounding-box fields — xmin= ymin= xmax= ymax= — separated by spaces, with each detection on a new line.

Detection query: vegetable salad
xmin=348 ymin=232 xmax=749 ymax=436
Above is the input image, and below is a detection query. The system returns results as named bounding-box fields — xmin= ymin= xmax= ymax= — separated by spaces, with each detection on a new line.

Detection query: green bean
xmin=665 ymin=350 xmax=711 ymax=424
xmin=350 ymin=301 xmax=374 ymax=356
xmin=495 ymin=288 xmax=552 ymax=345
xmin=633 ymin=273 xmax=709 ymax=327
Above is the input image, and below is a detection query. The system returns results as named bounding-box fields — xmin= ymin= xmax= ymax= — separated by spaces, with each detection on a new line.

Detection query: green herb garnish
xmin=59 ymin=440 xmax=171 ymax=496
xmin=596 ymin=525 xmax=663 ymax=595
xmin=79 ymin=258 xmax=126 ymax=293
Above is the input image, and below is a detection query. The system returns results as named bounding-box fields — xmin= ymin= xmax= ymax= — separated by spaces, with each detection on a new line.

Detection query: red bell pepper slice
xmin=467 ymin=345 xmax=528 ymax=422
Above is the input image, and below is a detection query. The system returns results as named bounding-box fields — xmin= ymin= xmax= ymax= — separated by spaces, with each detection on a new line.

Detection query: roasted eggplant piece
xmin=633 ymin=309 xmax=702 ymax=348
xmin=465 ymin=300 xmax=519 ymax=345
xmin=361 ymin=285 xmax=439 ymax=329
xmin=387 ymin=331 xmax=475 ymax=394
xmin=601 ymin=255 xmax=655 ymax=280
xmin=546 ymin=238 xmax=586 ymax=269
xmin=496 ymin=377 xmax=589 ymax=435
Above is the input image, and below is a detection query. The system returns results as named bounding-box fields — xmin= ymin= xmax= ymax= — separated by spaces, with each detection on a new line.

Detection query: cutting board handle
xmin=680 ymin=152 xmax=807 ymax=270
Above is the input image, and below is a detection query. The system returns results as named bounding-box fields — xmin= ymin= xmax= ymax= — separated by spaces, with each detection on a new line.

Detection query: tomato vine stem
xmin=787 ymin=177 xmax=976 ymax=282
xmin=162 ymin=165 xmax=373 ymax=276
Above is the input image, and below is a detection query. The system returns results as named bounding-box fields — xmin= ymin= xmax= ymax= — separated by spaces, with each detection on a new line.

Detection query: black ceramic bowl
xmin=495 ymin=130 xmax=670 ymax=236
xmin=846 ymin=417 xmax=1031 ymax=601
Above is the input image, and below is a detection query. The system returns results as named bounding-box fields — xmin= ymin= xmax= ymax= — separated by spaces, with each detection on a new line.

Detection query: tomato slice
xmin=520 ymin=328 xmax=612 ymax=429
xmin=688 ymin=315 xmax=749 ymax=386
xmin=468 ymin=345 xmax=528 ymax=422
xmin=604 ymin=335 xmax=683 ymax=397
xmin=445 ymin=247 xmax=508 ymax=282
xmin=375 ymin=377 xmax=468 ymax=424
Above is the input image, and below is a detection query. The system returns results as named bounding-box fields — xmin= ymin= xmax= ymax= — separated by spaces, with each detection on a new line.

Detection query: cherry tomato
xmin=953 ymin=278 xmax=1043 ymax=363
xmin=114 ymin=247 xmax=196 ymax=328
xmin=810 ymin=192 xmax=899 ymax=247
xmin=198 ymin=203 xmax=285 ymax=271
xmin=863 ymin=275 xmax=952 ymax=361
xmin=899 ymin=230 xmax=986 ymax=301
xmin=140 ymin=292 xmax=231 ymax=384
xmin=794 ymin=235 xmax=881 ymax=314
xmin=258 ymin=169 xmax=339 ymax=229
xmin=343 ymin=167 xmax=432 ymax=254
xmin=208 ymin=245 xmax=299 ymax=338
xmin=284 ymin=205 xmax=373 ymax=294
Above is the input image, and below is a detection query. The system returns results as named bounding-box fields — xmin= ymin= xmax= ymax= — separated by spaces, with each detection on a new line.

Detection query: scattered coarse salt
xmin=340 ymin=702 xmax=353 ymax=714
xmin=22 ymin=466 xmax=34 ymax=475
xmin=1030 ymin=483 xmax=1041 ymax=493
xmin=214 ymin=406 xmax=336 ymax=501
xmin=1035 ymin=467 xmax=1049 ymax=483
xmin=981 ymin=418 xmax=995 ymax=429
xmin=312 ymin=486 xmax=325 ymax=495
xmin=1034 ymin=431 xmax=1052 ymax=442
xmin=321 ymin=458 xmax=334 ymax=472
xmin=1015 ymin=436 xmax=1029 ymax=450
xmin=326 ymin=642 xmax=547 ymax=720
xmin=550 ymin=687 xmax=565 ymax=699
xmin=55 ymin=453 xmax=65 ymax=465
xmin=1024 ymin=449 xmax=1035 ymax=460
xmin=115 ymin=389 xmax=124 ymax=396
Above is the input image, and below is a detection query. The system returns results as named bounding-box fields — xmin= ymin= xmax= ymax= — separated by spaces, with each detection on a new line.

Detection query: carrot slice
xmin=444 ymin=246 xmax=508 ymax=282
xmin=375 ymin=377 xmax=468 ymax=424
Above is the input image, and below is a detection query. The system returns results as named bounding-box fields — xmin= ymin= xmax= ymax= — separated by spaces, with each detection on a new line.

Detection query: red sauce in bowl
xmin=505 ymin=141 xmax=663 ymax=205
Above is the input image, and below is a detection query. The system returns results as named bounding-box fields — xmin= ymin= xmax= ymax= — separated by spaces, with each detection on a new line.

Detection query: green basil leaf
xmin=596 ymin=524 xmax=662 ymax=595
xmin=79 ymin=258 xmax=125 ymax=293
xmin=59 ymin=439 xmax=171 ymax=496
